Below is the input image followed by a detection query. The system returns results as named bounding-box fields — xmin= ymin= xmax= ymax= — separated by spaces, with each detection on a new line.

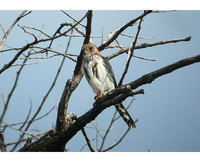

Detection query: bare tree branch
xmin=18 ymin=24 xmax=38 ymax=42
xmin=2 ymin=106 xmax=55 ymax=130
xmin=19 ymin=25 xmax=51 ymax=38
xmin=81 ymin=128 xmax=96 ymax=152
xmin=56 ymin=10 xmax=93 ymax=135
xmin=18 ymin=88 xmax=144 ymax=151
xmin=106 ymin=36 xmax=192 ymax=60
xmin=19 ymin=98 xmax=32 ymax=130
xmin=0 ymin=10 xmax=31 ymax=51
xmin=102 ymin=128 xmax=130 ymax=152
xmin=1 ymin=10 xmax=199 ymax=152
xmin=98 ymin=10 xmax=152 ymax=51
xmin=0 ymin=53 xmax=32 ymax=127
xmin=61 ymin=10 xmax=86 ymax=28
xmin=18 ymin=53 xmax=200 ymax=151
xmin=118 ymin=10 xmax=145 ymax=86
xmin=0 ymin=130 xmax=6 ymax=152
xmin=0 ymin=11 xmax=88 ymax=75
xmin=10 ymin=25 xmax=75 ymax=152
xmin=99 ymin=110 xmax=118 ymax=151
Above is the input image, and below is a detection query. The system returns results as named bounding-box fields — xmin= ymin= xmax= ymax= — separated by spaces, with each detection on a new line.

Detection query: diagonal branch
xmin=98 ymin=10 xmax=152 ymax=51
xmin=18 ymin=53 xmax=200 ymax=152
xmin=0 ymin=53 xmax=32 ymax=128
xmin=52 ymin=53 xmax=200 ymax=149
xmin=81 ymin=128 xmax=96 ymax=152
xmin=61 ymin=10 xmax=86 ymax=28
xmin=128 ymin=54 xmax=200 ymax=91
xmin=98 ymin=110 xmax=118 ymax=151
xmin=0 ymin=10 xmax=31 ymax=51
xmin=118 ymin=10 xmax=145 ymax=86
xmin=18 ymin=89 xmax=143 ymax=151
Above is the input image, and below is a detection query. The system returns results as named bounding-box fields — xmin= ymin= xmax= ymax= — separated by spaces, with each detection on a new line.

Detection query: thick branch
xmin=0 ymin=131 xmax=6 ymax=152
xmin=58 ymin=54 xmax=200 ymax=149
xmin=18 ymin=54 xmax=200 ymax=152
xmin=83 ymin=10 xmax=92 ymax=45
xmin=128 ymin=54 xmax=200 ymax=90
xmin=56 ymin=10 xmax=93 ymax=135
xmin=18 ymin=89 xmax=142 ymax=151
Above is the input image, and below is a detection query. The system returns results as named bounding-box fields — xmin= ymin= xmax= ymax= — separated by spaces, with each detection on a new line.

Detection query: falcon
xmin=81 ymin=43 xmax=136 ymax=128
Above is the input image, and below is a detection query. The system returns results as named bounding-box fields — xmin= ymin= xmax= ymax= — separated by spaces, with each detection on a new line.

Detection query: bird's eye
xmin=89 ymin=46 xmax=93 ymax=50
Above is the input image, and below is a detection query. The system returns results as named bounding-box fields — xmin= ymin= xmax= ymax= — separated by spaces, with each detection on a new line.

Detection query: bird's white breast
xmin=82 ymin=55 xmax=115 ymax=95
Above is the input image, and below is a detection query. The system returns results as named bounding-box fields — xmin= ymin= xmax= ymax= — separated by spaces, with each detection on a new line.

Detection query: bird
xmin=81 ymin=43 xmax=136 ymax=128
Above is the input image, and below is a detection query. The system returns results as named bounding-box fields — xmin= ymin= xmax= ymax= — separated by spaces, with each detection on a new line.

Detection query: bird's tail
xmin=115 ymin=103 xmax=136 ymax=128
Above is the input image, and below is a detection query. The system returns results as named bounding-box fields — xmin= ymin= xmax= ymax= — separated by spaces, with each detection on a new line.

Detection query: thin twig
xmin=99 ymin=110 xmax=118 ymax=151
xmin=102 ymin=128 xmax=130 ymax=152
xmin=81 ymin=128 xmax=96 ymax=152
xmin=0 ymin=10 xmax=31 ymax=51
xmin=12 ymin=53 xmax=76 ymax=66
xmin=60 ymin=23 xmax=85 ymax=36
xmin=120 ymin=33 xmax=157 ymax=39
xmin=152 ymin=10 xmax=176 ymax=13
xmin=6 ymin=138 xmax=26 ymax=146
xmin=114 ymin=125 xmax=125 ymax=144
xmin=19 ymin=98 xmax=32 ymax=130
xmin=63 ymin=34 xmax=101 ymax=38
xmin=118 ymin=10 xmax=145 ymax=86
xmin=61 ymin=10 xmax=86 ymax=28
xmin=0 ymin=24 xmax=6 ymax=34
xmin=0 ymin=53 xmax=31 ymax=127
xmin=98 ymin=10 xmax=152 ymax=51
xmin=80 ymin=138 xmax=95 ymax=152
xmin=106 ymin=36 xmax=192 ymax=60
xmin=4 ymin=124 xmax=41 ymax=139
xmin=10 ymin=26 xmax=75 ymax=152
xmin=0 ymin=11 xmax=88 ymax=74
xmin=20 ymin=25 xmax=51 ymax=38
xmin=18 ymin=24 xmax=38 ymax=42
xmin=132 ymin=55 xmax=156 ymax=61
xmin=0 ymin=26 xmax=44 ymax=128
xmin=2 ymin=106 xmax=55 ymax=129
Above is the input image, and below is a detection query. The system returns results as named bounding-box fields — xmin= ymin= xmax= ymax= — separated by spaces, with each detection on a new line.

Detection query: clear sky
xmin=0 ymin=9 xmax=200 ymax=152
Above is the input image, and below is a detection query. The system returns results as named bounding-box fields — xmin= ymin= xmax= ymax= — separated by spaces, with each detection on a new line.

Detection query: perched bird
xmin=81 ymin=43 xmax=136 ymax=128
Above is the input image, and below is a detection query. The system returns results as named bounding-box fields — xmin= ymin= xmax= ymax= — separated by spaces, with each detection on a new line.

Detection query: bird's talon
xmin=94 ymin=91 xmax=103 ymax=101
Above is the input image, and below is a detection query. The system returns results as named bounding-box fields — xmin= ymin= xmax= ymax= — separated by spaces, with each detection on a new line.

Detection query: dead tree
xmin=0 ymin=10 xmax=199 ymax=152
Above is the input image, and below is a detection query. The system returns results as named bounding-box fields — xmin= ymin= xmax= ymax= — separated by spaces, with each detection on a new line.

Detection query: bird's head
xmin=82 ymin=43 xmax=101 ymax=57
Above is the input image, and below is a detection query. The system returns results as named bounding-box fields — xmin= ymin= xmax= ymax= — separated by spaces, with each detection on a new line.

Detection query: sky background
xmin=0 ymin=10 xmax=200 ymax=152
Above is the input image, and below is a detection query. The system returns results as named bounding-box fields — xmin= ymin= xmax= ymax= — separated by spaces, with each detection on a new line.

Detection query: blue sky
xmin=0 ymin=10 xmax=200 ymax=152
